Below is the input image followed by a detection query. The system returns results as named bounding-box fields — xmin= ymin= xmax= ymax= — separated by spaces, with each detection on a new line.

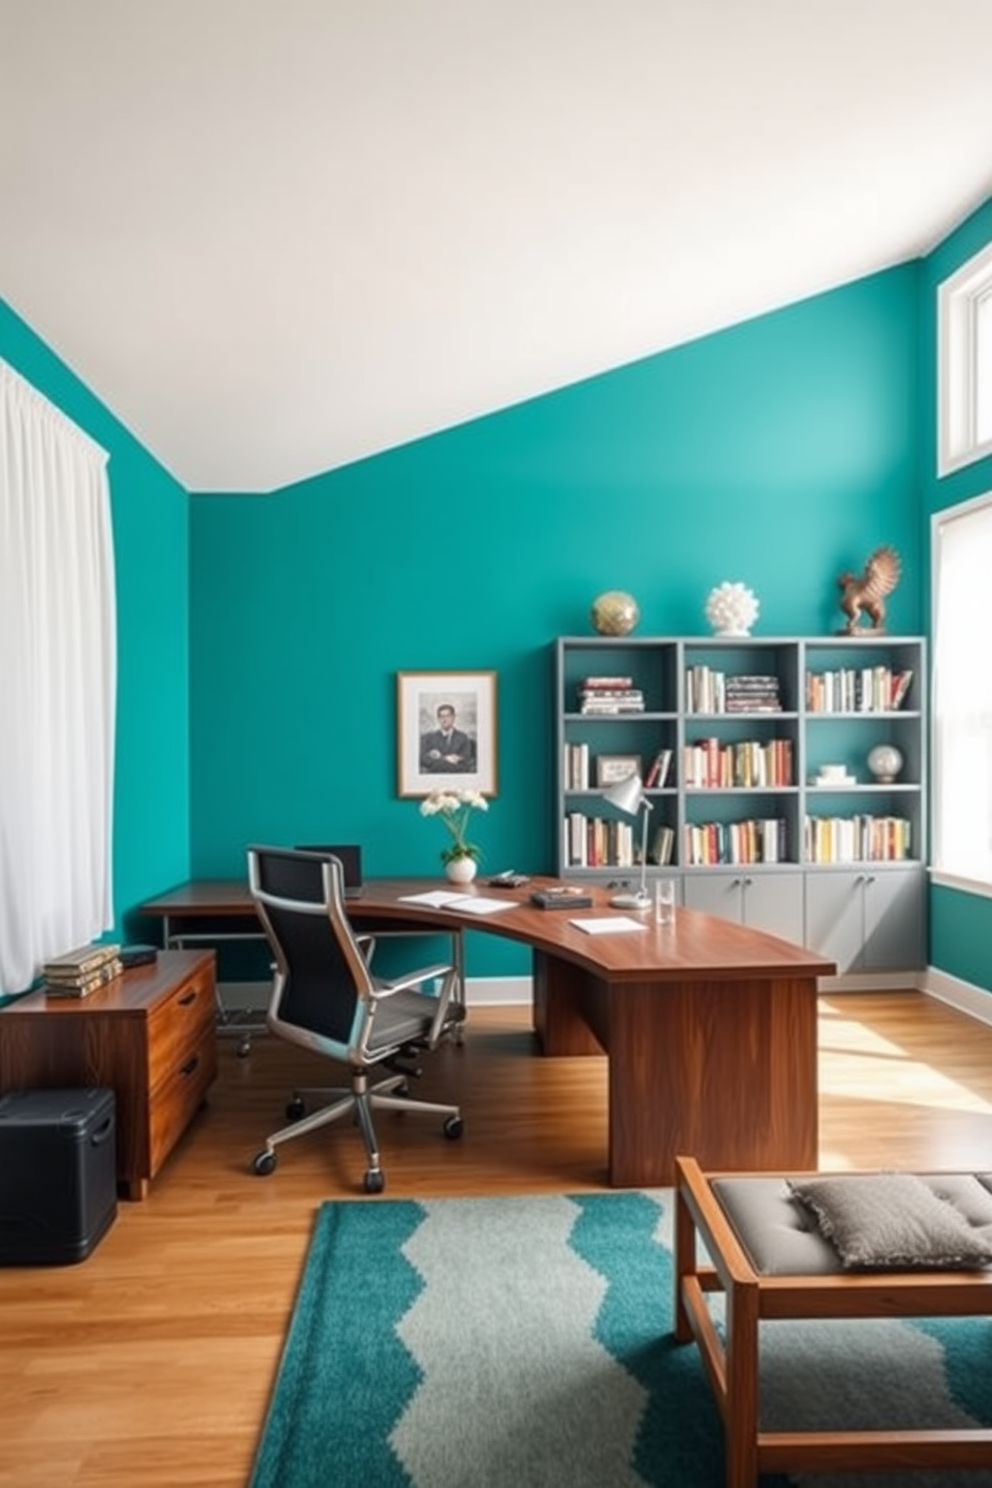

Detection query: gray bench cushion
xmin=712 ymin=1173 xmax=992 ymax=1276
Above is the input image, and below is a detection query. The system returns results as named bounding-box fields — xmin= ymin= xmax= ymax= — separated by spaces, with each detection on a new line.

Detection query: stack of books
xmin=723 ymin=674 xmax=782 ymax=712
xmin=577 ymin=676 xmax=645 ymax=714
xmin=44 ymin=943 xmax=123 ymax=998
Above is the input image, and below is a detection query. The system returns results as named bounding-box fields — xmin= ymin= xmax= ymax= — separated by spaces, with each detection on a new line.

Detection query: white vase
xmin=445 ymin=856 xmax=478 ymax=885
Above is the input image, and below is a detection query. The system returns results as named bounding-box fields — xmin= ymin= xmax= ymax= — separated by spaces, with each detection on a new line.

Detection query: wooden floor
xmin=4 ymin=991 xmax=992 ymax=1488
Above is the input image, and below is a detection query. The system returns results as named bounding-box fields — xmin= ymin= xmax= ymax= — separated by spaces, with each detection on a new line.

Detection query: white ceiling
xmin=2 ymin=1 xmax=992 ymax=493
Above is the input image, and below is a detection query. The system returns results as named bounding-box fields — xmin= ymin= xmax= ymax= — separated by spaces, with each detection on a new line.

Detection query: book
xmin=43 ymin=942 xmax=121 ymax=978
xmin=530 ymin=887 xmax=594 ymax=910
xmin=890 ymin=669 xmax=913 ymax=709
xmin=45 ymin=956 xmax=124 ymax=996
xmin=644 ymin=748 xmax=672 ymax=789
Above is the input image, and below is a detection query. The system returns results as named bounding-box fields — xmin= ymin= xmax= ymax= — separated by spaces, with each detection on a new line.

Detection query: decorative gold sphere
xmin=591 ymin=591 xmax=640 ymax=636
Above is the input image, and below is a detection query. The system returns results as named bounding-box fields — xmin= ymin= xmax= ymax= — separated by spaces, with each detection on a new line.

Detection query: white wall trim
xmin=224 ymin=969 xmax=992 ymax=1022
xmin=464 ymin=975 xmax=533 ymax=1006
xmin=919 ymin=965 xmax=992 ymax=1027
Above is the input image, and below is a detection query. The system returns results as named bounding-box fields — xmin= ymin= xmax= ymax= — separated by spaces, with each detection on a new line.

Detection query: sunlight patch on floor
xmin=818 ymin=1012 xmax=992 ymax=1116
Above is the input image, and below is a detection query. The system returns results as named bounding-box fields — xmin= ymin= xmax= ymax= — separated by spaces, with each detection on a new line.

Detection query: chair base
xmin=253 ymin=1070 xmax=463 ymax=1192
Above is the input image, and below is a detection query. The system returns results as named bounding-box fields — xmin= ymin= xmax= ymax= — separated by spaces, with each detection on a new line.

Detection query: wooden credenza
xmin=0 ymin=950 xmax=217 ymax=1199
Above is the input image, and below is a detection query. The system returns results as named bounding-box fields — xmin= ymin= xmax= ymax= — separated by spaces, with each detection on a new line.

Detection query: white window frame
xmin=938 ymin=239 xmax=992 ymax=475
xmin=930 ymin=491 xmax=992 ymax=898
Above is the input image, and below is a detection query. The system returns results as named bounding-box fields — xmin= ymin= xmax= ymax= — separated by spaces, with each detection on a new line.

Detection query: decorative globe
xmin=591 ymin=591 xmax=640 ymax=636
xmin=704 ymin=581 xmax=759 ymax=637
xmin=867 ymin=743 xmax=904 ymax=784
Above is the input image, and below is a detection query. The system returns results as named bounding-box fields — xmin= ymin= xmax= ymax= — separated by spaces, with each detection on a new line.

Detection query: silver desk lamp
xmin=602 ymin=772 xmax=653 ymax=910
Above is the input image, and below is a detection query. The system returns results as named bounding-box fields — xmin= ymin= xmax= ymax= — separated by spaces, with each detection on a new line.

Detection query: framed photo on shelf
xmin=397 ymin=670 xmax=498 ymax=798
xmin=595 ymin=754 xmax=641 ymax=788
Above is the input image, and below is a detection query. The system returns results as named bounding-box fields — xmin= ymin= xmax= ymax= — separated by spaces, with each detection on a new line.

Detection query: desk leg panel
xmin=608 ymin=976 xmax=819 ymax=1188
xmin=532 ymin=952 xmax=607 ymax=1056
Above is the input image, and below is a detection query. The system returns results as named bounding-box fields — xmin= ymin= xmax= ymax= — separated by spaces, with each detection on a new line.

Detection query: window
xmin=931 ymin=493 xmax=992 ymax=892
xmin=938 ymin=240 xmax=992 ymax=474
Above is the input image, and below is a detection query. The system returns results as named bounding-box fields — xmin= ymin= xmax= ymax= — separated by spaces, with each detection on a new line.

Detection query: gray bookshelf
xmin=554 ymin=634 xmax=927 ymax=973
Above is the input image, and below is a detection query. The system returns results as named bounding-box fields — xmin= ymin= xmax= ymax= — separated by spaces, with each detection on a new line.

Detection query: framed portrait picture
xmin=397 ymin=670 xmax=498 ymax=798
xmin=596 ymin=754 xmax=641 ymax=788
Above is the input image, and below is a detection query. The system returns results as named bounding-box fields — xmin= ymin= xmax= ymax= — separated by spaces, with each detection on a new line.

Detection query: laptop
xmin=294 ymin=843 xmax=364 ymax=899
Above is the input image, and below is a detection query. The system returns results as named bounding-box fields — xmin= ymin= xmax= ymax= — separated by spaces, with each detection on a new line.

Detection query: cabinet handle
xmin=179 ymin=1055 xmax=200 ymax=1079
xmin=743 ymin=876 xmax=753 ymax=888
xmin=178 ymin=989 xmax=198 ymax=1006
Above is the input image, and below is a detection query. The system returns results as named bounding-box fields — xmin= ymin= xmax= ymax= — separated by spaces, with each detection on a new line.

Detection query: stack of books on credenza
xmin=43 ymin=943 xmax=124 ymax=998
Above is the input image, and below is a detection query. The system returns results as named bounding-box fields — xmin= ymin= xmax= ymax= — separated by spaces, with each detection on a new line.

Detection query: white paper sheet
xmin=568 ymin=916 xmax=648 ymax=935
xmin=397 ymin=890 xmax=516 ymax=915
xmin=397 ymin=891 xmax=470 ymax=907
xmin=452 ymin=896 xmax=517 ymax=915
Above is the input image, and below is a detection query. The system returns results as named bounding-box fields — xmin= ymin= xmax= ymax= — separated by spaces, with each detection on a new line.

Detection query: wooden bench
xmin=673 ymin=1154 xmax=992 ymax=1487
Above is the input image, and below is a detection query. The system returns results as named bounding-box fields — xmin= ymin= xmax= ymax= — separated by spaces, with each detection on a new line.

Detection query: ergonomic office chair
xmin=246 ymin=846 xmax=464 ymax=1193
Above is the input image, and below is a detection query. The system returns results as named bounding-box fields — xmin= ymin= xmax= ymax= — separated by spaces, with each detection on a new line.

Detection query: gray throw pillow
xmin=786 ymin=1172 xmax=992 ymax=1270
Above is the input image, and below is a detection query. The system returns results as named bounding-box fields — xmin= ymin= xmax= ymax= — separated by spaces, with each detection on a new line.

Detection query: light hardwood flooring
xmin=4 ymin=991 xmax=992 ymax=1488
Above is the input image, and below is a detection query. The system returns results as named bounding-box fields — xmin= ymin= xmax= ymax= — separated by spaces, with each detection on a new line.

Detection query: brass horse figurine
xmin=837 ymin=545 xmax=901 ymax=633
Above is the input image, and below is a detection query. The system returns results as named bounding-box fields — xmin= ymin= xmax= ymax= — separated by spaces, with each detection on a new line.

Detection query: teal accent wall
xmin=919 ymin=195 xmax=992 ymax=992
xmin=190 ymin=266 xmax=922 ymax=976
xmin=0 ymin=298 xmax=191 ymax=940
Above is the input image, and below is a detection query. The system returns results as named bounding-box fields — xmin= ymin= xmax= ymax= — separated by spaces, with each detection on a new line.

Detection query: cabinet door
xmin=683 ymin=874 xmax=743 ymax=922
xmin=862 ymin=869 xmax=925 ymax=971
xmin=740 ymin=872 xmax=805 ymax=943
xmin=804 ymin=872 xmax=865 ymax=974
xmin=683 ymin=871 xmax=803 ymax=943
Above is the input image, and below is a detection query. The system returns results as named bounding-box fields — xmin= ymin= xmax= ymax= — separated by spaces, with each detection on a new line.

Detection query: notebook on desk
xmin=294 ymin=844 xmax=365 ymax=898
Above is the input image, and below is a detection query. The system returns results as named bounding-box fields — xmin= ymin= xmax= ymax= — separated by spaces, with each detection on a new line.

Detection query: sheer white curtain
xmin=932 ymin=493 xmax=992 ymax=888
xmin=0 ymin=360 xmax=116 ymax=993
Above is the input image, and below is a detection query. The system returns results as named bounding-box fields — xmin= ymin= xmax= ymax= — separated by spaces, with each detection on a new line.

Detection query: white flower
xmin=419 ymin=789 xmax=489 ymax=862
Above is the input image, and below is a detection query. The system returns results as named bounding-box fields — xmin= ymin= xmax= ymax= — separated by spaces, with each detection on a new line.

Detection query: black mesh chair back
xmin=246 ymin=845 xmax=464 ymax=1192
xmin=249 ymin=847 xmax=369 ymax=1050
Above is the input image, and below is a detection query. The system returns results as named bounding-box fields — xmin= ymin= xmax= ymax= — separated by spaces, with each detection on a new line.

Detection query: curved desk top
xmin=138 ymin=875 xmax=835 ymax=986
xmin=139 ymin=875 xmax=834 ymax=1186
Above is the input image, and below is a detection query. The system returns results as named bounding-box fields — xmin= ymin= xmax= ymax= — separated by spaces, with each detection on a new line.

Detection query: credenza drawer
xmin=148 ymin=1027 xmax=217 ymax=1178
xmin=147 ymin=966 xmax=215 ymax=1091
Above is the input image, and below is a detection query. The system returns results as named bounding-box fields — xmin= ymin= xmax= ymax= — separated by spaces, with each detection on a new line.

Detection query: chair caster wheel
xmin=253 ymin=1149 xmax=277 ymax=1176
xmin=237 ymin=1037 xmax=252 ymax=1057
xmin=444 ymin=1115 xmax=465 ymax=1140
xmin=286 ymin=1098 xmax=306 ymax=1120
xmin=364 ymin=1168 xmax=385 ymax=1194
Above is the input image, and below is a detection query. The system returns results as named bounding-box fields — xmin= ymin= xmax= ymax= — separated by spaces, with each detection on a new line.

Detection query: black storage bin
xmin=0 ymin=1088 xmax=117 ymax=1265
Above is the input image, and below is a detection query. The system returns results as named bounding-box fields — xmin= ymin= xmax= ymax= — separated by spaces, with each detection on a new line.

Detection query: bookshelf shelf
xmin=553 ymin=633 xmax=927 ymax=973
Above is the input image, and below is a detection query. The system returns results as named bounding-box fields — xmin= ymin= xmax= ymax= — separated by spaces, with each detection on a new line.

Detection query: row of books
xmin=682 ymin=737 xmax=793 ymax=789
xmin=564 ymin=813 xmax=636 ymax=868
xmin=803 ymin=814 xmax=912 ymax=862
xmin=685 ymin=667 xmax=782 ymax=715
xmin=683 ymin=818 xmax=787 ymax=866
xmin=806 ymin=667 xmax=913 ymax=714
xmin=563 ymin=815 xmax=675 ymax=867
xmin=43 ymin=941 xmax=123 ymax=997
xmin=576 ymin=675 xmax=645 ymax=714
xmin=562 ymin=745 xmax=674 ymax=791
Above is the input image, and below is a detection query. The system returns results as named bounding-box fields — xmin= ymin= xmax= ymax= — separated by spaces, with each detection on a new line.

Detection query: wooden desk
xmin=139 ymin=879 xmax=835 ymax=1187
xmin=0 ymin=950 xmax=217 ymax=1199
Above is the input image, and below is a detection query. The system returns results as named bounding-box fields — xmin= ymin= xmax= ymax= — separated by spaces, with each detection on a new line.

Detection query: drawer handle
xmin=180 ymin=1055 xmax=200 ymax=1079
xmin=178 ymin=989 xmax=199 ymax=1007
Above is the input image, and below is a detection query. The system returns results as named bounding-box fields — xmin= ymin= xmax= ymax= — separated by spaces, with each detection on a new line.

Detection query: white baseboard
xmin=464 ymin=975 xmax=532 ymax=1006
xmin=919 ymin=966 xmax=992 ymax=1027
xmin=219 ymin=970 xmax=992 ymax=1024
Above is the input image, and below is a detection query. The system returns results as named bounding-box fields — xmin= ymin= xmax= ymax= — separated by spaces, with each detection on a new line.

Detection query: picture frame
xmin=596 ymin=753 xmax=641 ymax=788
xmin=397 ymin=670 xmax=498 ymax=798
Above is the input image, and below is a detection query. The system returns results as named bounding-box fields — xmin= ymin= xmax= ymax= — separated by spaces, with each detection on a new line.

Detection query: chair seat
xmin=367 ymin=986 xmax=446 ymax=1052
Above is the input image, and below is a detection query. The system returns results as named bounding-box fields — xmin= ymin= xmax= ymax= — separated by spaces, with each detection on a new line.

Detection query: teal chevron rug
xmin=249 ymin=1192 xmax=992 ymax=1488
